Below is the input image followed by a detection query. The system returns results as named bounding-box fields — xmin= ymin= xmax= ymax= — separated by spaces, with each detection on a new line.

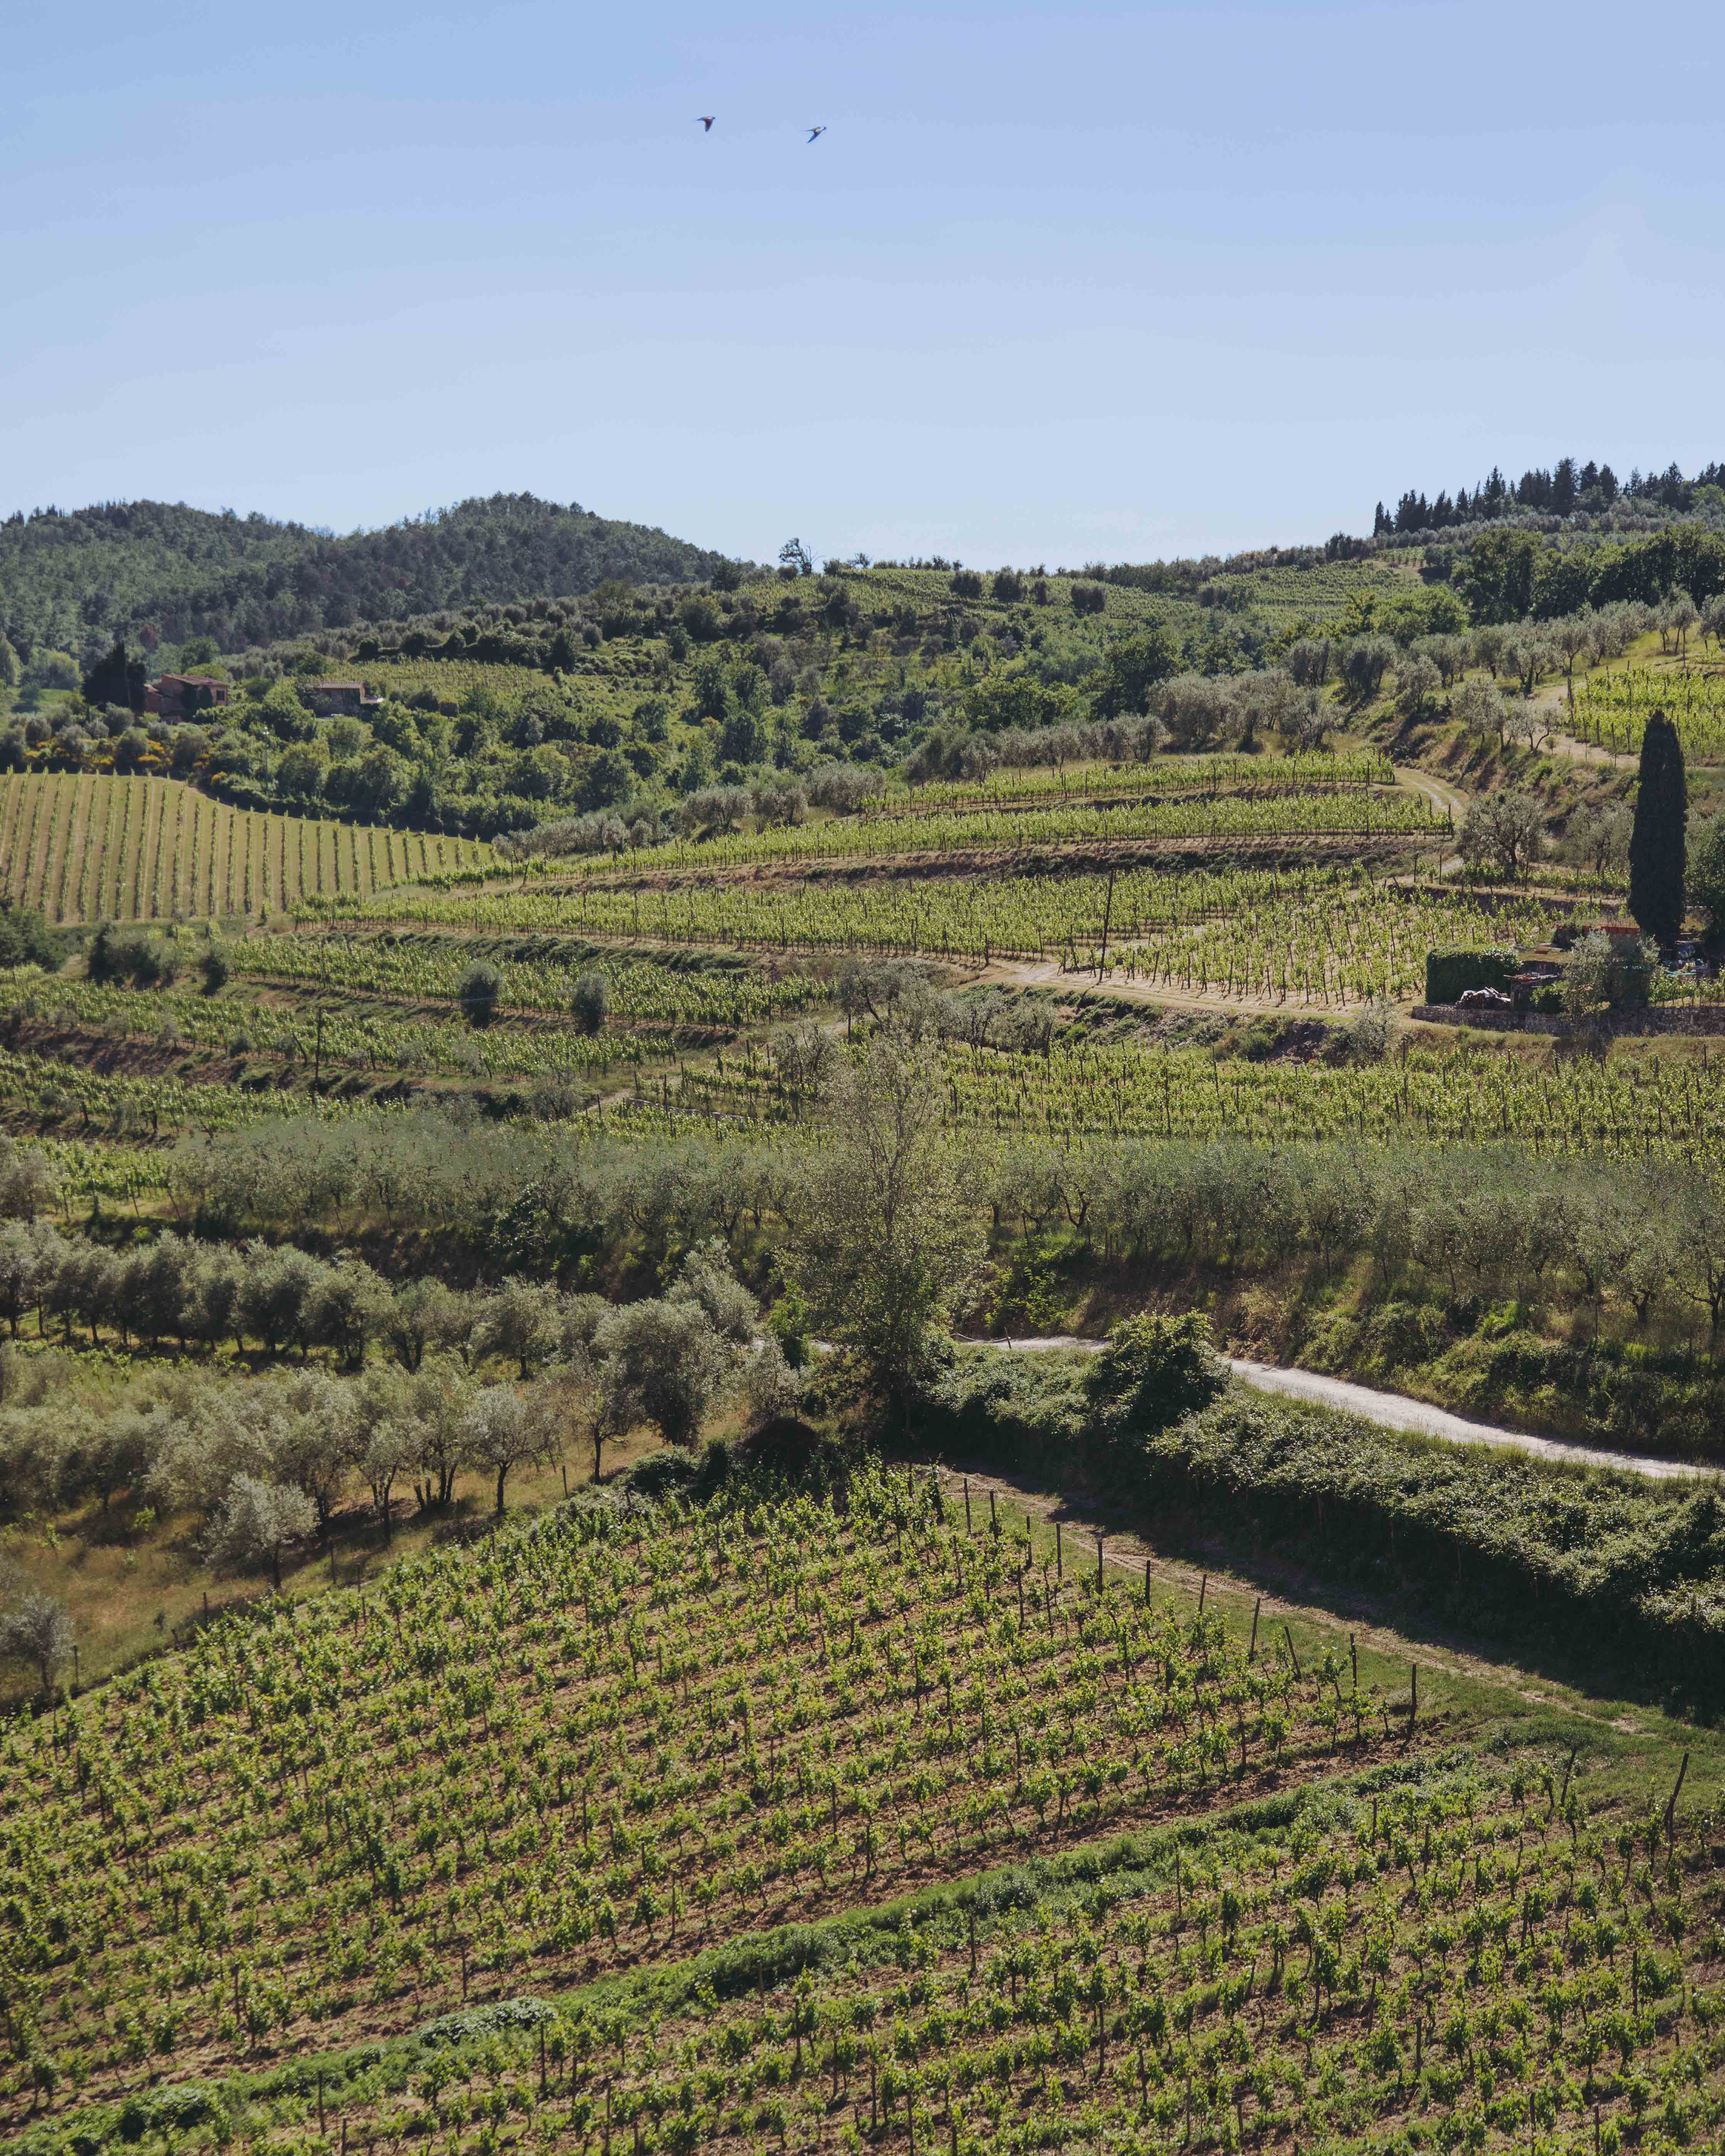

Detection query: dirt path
xmin=976 ymin=1336 xmax=1712 ymax=1483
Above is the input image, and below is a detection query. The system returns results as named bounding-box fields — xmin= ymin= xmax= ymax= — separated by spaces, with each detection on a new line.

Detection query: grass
xmin=0 ymin=774 xmax=489 ymax=923
xmin=0 ymin=1420 xmax=664 ymax=1707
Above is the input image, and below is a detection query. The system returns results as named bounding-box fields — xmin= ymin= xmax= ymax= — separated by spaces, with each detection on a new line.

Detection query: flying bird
xmin=697 ymin=116 xmax=715 ymax=131
xmin=806 ymin=125 xmax=826 ymax=142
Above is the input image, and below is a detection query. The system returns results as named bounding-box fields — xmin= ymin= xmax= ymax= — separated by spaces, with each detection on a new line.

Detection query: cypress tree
xmin=1628 ymin=709 xmax=1686 ymax=945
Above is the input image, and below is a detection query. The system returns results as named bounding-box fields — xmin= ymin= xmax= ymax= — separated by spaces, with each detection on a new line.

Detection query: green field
xmin=0 ymin=773 xmax=487 ymax=921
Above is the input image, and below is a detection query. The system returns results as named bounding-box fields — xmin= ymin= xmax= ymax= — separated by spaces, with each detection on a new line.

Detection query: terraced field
xmin=0 ymin=774 xmax=488 ymax=922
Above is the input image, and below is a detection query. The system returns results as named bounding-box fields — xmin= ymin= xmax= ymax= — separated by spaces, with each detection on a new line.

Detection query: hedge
xmin=918 ymin=1350 xmax=1725 ymax=1711
xmin=1424 ymin=946 xmax=1518 ymax=1004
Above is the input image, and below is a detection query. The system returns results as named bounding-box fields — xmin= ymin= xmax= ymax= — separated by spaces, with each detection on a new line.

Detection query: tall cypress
xmin=1628 ymin=709 xmax=1686 ymax=945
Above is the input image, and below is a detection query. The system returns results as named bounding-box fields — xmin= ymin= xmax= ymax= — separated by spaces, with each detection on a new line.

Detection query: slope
xmin=0 ymin=773 xmax=486 ymax=921
xmin=0 ymin=495 xmax=727 ymax=665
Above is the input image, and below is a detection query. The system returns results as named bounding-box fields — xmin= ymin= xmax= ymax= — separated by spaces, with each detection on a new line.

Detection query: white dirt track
xmin=983 ymin=1337 xmax=1713 ymax=1483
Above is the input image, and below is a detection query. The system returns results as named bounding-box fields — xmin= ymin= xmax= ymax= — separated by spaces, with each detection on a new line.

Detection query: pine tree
xmin=1628 ymin=709 xmax=1686 ymax=945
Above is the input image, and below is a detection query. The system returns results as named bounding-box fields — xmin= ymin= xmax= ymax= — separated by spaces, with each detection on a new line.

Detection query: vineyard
xmin=504 ymin=787 xmax=1445 ymax=880
xmin=1569 ymin=668 xmax=1725 ymax=761
xmin=0 ymin=976 xmax=652 ymax=1089
xmin=662 ymin=1030 xmax=1725 ymax=1162
xmin=1 ymin=1468 xmax=1388 ymax=2122
xmin=0 ymin=1041 xmax=402 ymax=1146
xmin=342 ymin=867 xmax=1557 ymax=1001
xmin=867 ymin=751 xmax=1398 ymax=814
xmin=92 ymin=1759 xmax=1725 ymax=2156
xmin=13 ymin=525 xmax=1725 ymax=2156
xmin=0 ymin=775 xmax=488 ymax=923
xmin=228 ymin=934 xmax=829 ymax=1029
xmin=9 ymin=1467 xmax=1723 ymax=2156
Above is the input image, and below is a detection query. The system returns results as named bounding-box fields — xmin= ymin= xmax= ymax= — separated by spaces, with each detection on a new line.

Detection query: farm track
xmin=965 ymin=1336 xmax=1711 ymax=1484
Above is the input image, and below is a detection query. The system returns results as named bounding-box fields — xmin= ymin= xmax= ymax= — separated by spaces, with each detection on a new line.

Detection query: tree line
xmin=0 ymin=495 xmax=725 ymax=668
xmin=142 ymin=1090 xmax=1725 ymax=1376
xmin=1373 ymin=456 xmax=1725 ymax=536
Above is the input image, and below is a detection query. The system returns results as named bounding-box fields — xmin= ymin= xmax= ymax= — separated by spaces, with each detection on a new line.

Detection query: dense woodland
xmin=0 ymin=494 xmax=725 ymax=665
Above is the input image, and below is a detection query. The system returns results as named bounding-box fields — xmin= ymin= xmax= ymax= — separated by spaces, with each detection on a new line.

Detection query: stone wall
xmin=1412 ymin=1002 xmax=1725 ymax=1038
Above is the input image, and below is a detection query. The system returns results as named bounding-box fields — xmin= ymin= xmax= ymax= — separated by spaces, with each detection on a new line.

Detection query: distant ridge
xmin=0 ymin=493 xmax=729 ymax=664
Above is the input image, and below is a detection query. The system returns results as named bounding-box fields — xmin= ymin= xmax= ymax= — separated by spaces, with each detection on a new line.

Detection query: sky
xmin=3 ymin=0 xmax=1724 ymax=567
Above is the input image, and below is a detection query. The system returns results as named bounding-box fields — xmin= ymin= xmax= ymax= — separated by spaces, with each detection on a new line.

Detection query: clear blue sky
xmin=3 ymin=0 xmax=1722 ymax=566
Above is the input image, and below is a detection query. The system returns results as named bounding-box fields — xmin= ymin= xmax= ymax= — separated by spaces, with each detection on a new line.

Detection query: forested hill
xmin=0 ymin=494 xmax=729 ymax=664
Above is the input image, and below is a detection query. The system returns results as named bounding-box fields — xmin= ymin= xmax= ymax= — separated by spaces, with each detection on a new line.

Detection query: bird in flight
xmin=697 ymin=116 xmax=715 ymax=131
xmin=806 ymin=125 xmax=827 ymax=142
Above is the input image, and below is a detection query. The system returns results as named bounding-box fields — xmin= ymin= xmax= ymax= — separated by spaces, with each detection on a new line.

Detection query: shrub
xmin=571 ymin=973 xmax=609 ymax=1034
xmin=1423 ymin=947 xmax=1516 ymax=1005
xmin=1085 ymin=1311 xmax=1229 ymax=1437
xmin=1562 ymin=929 xmax=1655 ymax=1014
xmin=457 ymin=962 xmax=502 ymax=1029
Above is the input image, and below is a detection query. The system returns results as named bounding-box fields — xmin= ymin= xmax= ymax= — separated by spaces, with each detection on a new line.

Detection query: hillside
xmin=0 ymin=495 xmax=728 ymax=666
xmin=0 ymin=772 xmax=486 ymax=921
xmin=9 ymin=499 xmax=1725 ymax=2156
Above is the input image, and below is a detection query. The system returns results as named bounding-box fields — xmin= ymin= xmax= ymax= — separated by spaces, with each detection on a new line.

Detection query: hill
xmin=0 ymin=495 xmax=728 ymax=667
xmin=0 ymin=772 xmax=486 ymax=921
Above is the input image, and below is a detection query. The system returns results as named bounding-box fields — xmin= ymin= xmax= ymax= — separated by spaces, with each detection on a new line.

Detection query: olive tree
xmin=1452 ymin=677 xmax=1507 ymax=747
xmin=457 ymin=962 xmax=502 ymax=1029
xmin=1459 ymin=789 xmax=1544 ymax=879
xmin=786 ymin=1038 xmax=986 ymax=1408
xmin=206 ymin=1474 xmax=318 ymax=1589
xmin=1550 ymin=616 xmax=1594 ymax=709
xmin=593 ymin=1297 xmax=731 ymax=1455
xmin=476 ymin=1276 xmax=564 ymax=1378
xmin=460 ymin=1383 xmax=560 ymax=1517
xmin=1561 ymin=930 xmax=1655 ymax=1016
xmin=0 ymin=1589 xmax=75 ymax=1693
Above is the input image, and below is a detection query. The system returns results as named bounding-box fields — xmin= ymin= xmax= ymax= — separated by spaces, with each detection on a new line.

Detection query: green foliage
xmin=1085 ymin=1309 xmax=1228 ymax=1435
xmin=1089 ymin=626 xmax=1179 ymax=718
xmin=0 ymin=900 xmax=60 ymax=973
xmin=570 ymin=971 xmax=609 ymax=1033
xmin=1688 ymin=812 xmax=1725 ymax=932
xmin=86 ymin=922 xmax=178 ymax=989
xmin=1630 ymin=711 xmax=1686 ymax=944
xmin=1452 ymin=527 xmax=1540 ymax=623
xmin=456 ymin=960 xmax=503 ymax=1028
xmin=1423 ymin=947 xmax=1515 ymax=1004
xmin=1561 ymin=929 xmax=1655 ymax=1014
xmin=0 ymin=496 xmax=724 ymax=665
xmin=935 ymin=1359 xmax=1725 ymax=1702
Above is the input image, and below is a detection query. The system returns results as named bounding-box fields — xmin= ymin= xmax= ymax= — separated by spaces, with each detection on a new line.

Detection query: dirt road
xmin=984 ymin=1336 xmax=1711 ymax=1482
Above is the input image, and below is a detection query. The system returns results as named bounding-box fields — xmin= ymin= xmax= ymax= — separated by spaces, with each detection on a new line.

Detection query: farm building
xmin=144 ymin=672 xmax=234 ymax=719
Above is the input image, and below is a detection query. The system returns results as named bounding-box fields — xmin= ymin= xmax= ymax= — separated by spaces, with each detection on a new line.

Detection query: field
xmin=8 ymin=1460 xmax=1724 ymax=2156
xmin=117 ymin=1760 xmax=1725 ymax=2156
xmin=18 ymin=539 xmax=1725 ymax=2156
xmin=335 ymin=857 xmax=1484 ymax=992
xmin=0 ymin=774 xmax=488 ymax=922
xmin=1569 ymin=667 xmax=1725 ymax=761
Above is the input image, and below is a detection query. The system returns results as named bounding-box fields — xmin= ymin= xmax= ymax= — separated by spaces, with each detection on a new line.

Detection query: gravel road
xmin=984 ymin=1336 xmax=1712 ymax=1483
